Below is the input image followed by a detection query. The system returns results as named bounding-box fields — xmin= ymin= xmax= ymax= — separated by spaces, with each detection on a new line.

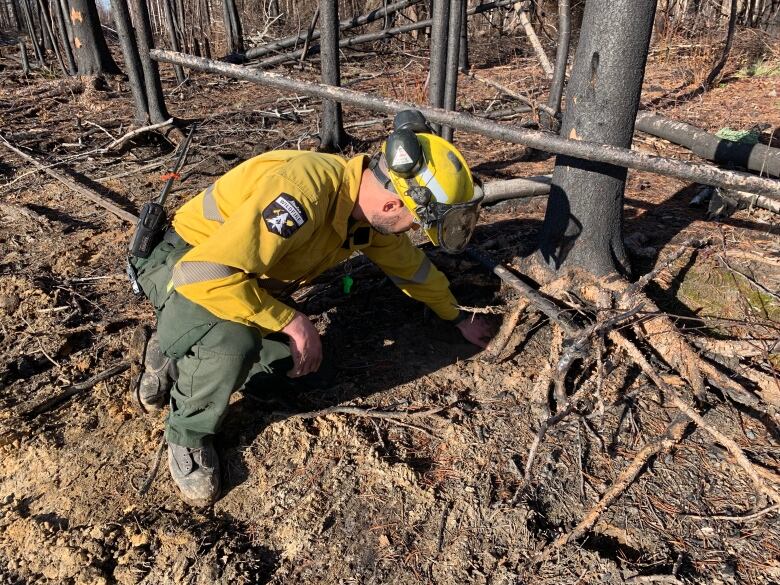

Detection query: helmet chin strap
xmin=368 ymin=153 xmax=396 ymax=194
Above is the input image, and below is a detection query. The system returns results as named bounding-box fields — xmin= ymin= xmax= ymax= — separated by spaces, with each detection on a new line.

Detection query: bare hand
xmin=455 ymin=314 xmax=494 ymax=348
xmin=281 ymin=312 xmax=323 ymax=377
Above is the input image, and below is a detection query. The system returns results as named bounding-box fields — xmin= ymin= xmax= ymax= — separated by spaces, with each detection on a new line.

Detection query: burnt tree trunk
xmin=458 ymin=0 xmax=469 ymax=71
xmin=542 ymin=0 xmax=570 ymax=132
xmin=441 ymin=0 xmax=463 ymax=142
xmin=162 ymin=0 xmax=185 ymax=84
xmin=69 ymin=0 xmax=120 ymax=75
xmin=222 ymin=0 xmax=243 ymax=53
xmin=37 ymin=0 xmax=67 ymax=75
xmin=318 ymin=0 xmax=347 ymax=151
xmin=538 ymin=0 xmax=657 ymax=277
xmin=8 ymin=0 xmax=21 ymax=30
xmin=58 ymin=0 xmax=74 ymax=46
xmin=21 ymin=0 xmax=45 ymax=66
xmin=52 ymin=0 xmax=77 ymax=74
xmin=128 ymin=0 xmax=170 ymax=122
xmin=109 ymin=0 xmax=149 ymax=123
xmin=38 ymin=0 xmax=53 ymax=52
xmin=428 ymin=0 xmax=449 ymax=134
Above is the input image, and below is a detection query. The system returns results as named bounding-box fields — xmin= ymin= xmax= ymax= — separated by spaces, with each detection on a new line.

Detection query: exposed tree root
xmin=481 ymin=298 xmax=529 ymax=363
xmin=612 ymin=330 xmax=780 ymax=505
xmin=537 ymin=415 xmax=691 ymax=563
xmin=474 ymin=244 xmax=780 ymax=560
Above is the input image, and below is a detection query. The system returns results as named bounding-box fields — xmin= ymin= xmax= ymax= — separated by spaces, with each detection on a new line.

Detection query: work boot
xmin=167 ymin=441 xmax=221 ymax=507
xmin=129 ymin=325 xmax=176 ymax=413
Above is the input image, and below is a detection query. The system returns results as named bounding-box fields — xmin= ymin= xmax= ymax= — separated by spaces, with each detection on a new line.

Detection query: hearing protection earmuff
xmin=383 ymin=110 xmax=433 ymax=177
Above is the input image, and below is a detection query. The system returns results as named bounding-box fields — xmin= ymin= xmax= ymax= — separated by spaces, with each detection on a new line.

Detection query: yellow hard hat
xmin=371 ymin=110 xmax=483 ymax=253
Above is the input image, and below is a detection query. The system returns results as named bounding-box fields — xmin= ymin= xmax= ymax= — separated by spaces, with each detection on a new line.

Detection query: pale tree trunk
xmin=538 ymin=0 xmax=657 ymax=277
xmin=318 ymin=0 xmax=347 ymax=151
xmin=69 ymin=0 xmax=120 ymax=75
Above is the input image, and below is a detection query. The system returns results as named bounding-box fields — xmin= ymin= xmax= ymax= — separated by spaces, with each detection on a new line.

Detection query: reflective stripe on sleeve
xmin=172 ymin=261 xmax=240 ymax=287
xmin=388 ymin=257 xmax=432 ymax=286
xmin=202 ymin=185 xmax=225 ymax=223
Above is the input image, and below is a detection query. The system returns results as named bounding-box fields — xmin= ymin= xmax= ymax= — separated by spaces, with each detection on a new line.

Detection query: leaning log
xmin=635 ymin=111 xmax=780 ymax=178
xmin=243 ymin=0 xmax=421 ymax=60
xmin=150 ymin=49 xmax=780 ymax=199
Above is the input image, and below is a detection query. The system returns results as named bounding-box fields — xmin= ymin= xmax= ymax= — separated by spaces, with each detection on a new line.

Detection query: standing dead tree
xmin=162 ymin=0 xmax=186 ymax=84
xmin=51 ymin=0 xmax=77 ymax=74
xmin=111 ymin=0 xmax=171 ymax=126
xmin=222 ymin=0 xmax=243 ymax=54
xmin=441 ymin=0 xmax=464 ymax=141
xmin=427 ymin=0 xmax=448 ymax=135
xmin=537 ymin=0 xmax=657 ymax=277
xmin=541 ymin=0 xmax=570 ymax=131
xmin=318 ymin=0 xmax=348 ymax=151
xmin=68 ymin=0 xmax=120 ymax=75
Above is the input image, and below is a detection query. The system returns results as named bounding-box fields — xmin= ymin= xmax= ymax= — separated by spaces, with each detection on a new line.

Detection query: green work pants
xmin=130 ymin=231 xmax=293 ymax=448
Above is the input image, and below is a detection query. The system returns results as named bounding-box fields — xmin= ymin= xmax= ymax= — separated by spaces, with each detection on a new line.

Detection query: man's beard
xmin=370 ymin=213 xmax=405 ymax=235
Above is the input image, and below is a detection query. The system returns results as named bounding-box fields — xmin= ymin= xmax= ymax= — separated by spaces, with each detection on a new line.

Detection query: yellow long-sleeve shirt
xmin=170 ymin=150 xmax=460 ymax=333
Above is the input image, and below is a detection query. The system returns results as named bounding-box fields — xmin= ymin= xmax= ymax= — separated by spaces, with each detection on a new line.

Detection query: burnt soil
xmin=1 ymin=32 xmax=779 ymax=585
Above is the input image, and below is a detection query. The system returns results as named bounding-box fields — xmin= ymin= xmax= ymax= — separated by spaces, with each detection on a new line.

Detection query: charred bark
xmin=635 ymin=111 xmax=780 ymax=178
xmin=52 ymin=0 xmax=76 ymax=74
xmin=542 ymin=0 xmax=570 ymax=132
xmin=458 ymin=0 xmax=468 ymax=71
xmin=162 ymin=0 xmax=185 ymax=84
xmin=37 ymin=0 xmax=67 ymax=75
xmin=129 ymin=0 xmax=170 ymax=123
xmin=318 ymin=0 xmax=347 ymax=151
xmin=428 ymin=0 xmax=449 ymax=134
xmin=222 ymin=0 xmax=243 ymax=54
xmin=21 ymin=0 xmax=45 ymax=66
xmin=441 ymin=0 xmax=463 ymax=141
xmin=109 ymin=0 xmax=150 ymax=123
xmin=69 ymin=0 xmax=120 ymax=75
xmin=538 ymin=0 xmax=657 ymax=277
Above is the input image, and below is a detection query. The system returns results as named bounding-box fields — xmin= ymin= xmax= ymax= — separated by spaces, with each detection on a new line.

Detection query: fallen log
xmin=0 ymin=137 xmax=139 ymax=223
xmin=635 ymin=111 xmax=780 ymax=178
xmin=483 ymin=175 xmax=552 ymax=203
xmin=243 ymin=0 xmax=422 ymax=60
xmin=253 ymin=0 xmax=516 ymax=69
xmin=151 ymin=49 xmax=780 ymax=199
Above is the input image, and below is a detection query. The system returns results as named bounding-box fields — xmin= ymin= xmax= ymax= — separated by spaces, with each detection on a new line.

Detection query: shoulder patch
xmin=262 ymin=193 xmax=308 ymax=238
